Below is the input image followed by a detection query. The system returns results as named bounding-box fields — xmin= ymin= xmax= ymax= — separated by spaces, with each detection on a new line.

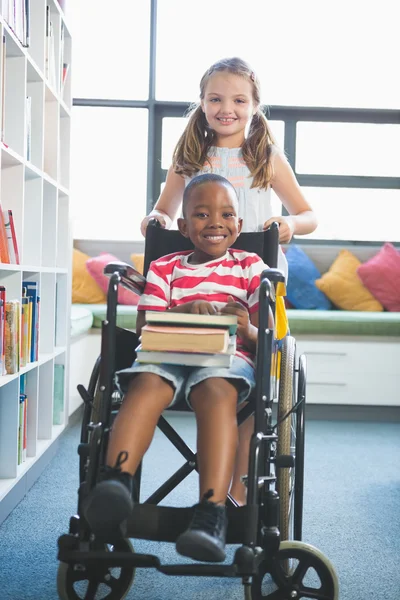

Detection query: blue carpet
xmin=0 ymin=414 xmax=399 ymax=599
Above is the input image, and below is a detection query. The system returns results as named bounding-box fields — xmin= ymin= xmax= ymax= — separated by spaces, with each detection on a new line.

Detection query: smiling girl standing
xmin=140 ymin=57 xmax=317 ymax=504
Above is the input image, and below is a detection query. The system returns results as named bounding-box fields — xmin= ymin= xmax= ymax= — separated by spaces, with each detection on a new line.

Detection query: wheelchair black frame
xmin=58 ymin=226 xmax=307 ymax=584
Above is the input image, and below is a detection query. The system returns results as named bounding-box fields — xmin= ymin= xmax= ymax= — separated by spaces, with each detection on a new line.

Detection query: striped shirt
xmin=138 ymin=249 xmax=267 ymax=364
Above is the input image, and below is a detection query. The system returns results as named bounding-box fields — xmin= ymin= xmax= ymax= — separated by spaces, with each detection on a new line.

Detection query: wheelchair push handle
xmin=148 ymin=217 xmax=163 ymax=229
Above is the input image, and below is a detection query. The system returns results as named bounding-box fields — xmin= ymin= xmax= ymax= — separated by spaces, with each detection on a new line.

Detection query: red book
xmin=0 ymin=204 xmax=10 ymax=263
xmin=7 ymin=210 xmax=20 ymax=264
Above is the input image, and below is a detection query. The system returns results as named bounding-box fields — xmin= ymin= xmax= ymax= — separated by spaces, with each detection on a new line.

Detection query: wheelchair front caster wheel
xmin=249 ymin=540 xmax=339 ymax=600
xmin=57 ymin=539 xmax=135 ymax=600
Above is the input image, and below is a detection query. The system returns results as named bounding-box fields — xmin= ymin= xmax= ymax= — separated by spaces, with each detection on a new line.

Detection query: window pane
xmin=268 ymin=120 xmax=285 ymax=151
xmin=156 ymin=0 xmax=397 ymax=108
xmin=296 ymin=122 xmax=400 ymax=177
xmin=299 ymin=187 xmax=400 ymax=242
xmin=161 ymin=117 xmax=189 ymax=169
xmin=71 ymin=107 xmax=148 ymax=240
xmin=70 ymin=0 xmax=150 ymax=100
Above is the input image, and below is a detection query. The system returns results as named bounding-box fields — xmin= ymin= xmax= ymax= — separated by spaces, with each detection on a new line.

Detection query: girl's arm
xmin=264 ymin=153 xmax=318 ymax=242
xmin=140 ymin=166 xmax=186 ymax=236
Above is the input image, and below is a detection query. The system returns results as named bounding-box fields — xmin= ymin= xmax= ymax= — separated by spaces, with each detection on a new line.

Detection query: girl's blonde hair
xmin=172 ymin=57 xmax=276 ymax=190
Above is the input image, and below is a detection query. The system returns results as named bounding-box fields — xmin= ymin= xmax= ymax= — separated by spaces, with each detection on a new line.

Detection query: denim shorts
xmin=115 ymin=355 xmax=256 ymax=408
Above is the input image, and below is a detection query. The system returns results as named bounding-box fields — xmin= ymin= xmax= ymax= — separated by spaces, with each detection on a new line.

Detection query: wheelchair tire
xmin=57 ymin=539 xmax=135 ymax=600
xmin=276 ymin=336 xmax=296 ymax=544
xmin=249 ymin=540 xmax=339 ymax=599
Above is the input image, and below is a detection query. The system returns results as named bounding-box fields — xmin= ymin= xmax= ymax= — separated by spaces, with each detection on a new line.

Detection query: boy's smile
xmin=178 ymin=180 xmax=242 ymax=264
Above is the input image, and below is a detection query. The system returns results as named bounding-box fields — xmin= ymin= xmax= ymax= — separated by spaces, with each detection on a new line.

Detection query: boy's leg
xmin=191 ymin=377 xmax=239 ymax=502
xmin=107 ymin=372 xmax=174 ymax=474
xmin=83 ymin=372 xmax=174 ymax=539
xmin=229 ymin=414 xmax=254 ymax=505
xmin=176 ymin=377 xmax=238 ymax=562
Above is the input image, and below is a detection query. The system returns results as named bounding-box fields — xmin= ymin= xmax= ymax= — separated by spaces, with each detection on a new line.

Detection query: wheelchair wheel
xmin=276 ymin=336 xmax=297 ymax=543
xmin=57 ymin=539 xmax=135 ymax=600
xmin=248 ymin=540 xmax=339 ymax=600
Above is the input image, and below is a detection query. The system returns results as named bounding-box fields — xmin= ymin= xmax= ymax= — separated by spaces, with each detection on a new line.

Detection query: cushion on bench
xmin=70 ymin=305 xmax=94 ymax=338
xmin=287 ymin=309 xmax=400 ymax=337
xmin=77 ymin=304 xmax=138 ymax=330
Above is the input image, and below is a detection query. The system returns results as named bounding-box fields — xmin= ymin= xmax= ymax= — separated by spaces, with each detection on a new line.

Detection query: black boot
xmin=83 ymin=451 xmax=134 ymax=541
xmin=176 ymin=490 xmax=228 ymax=562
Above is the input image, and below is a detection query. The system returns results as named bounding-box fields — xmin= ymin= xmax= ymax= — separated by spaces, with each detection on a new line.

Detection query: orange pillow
xmin=72 ymin=248 xmax=106 ymax=304
xmin=131 ymin=253 xmax=145 ymax=275
xmin=315 ymin=250 xmax=383 ymax=312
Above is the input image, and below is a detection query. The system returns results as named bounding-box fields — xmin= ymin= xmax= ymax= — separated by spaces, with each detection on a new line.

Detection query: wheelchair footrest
xmin=126 ymin=504 xmax=252 ymax=544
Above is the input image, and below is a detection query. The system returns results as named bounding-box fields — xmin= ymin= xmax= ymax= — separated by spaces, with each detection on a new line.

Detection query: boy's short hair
xmin=182 ymin=174 xmax=238 ymax=216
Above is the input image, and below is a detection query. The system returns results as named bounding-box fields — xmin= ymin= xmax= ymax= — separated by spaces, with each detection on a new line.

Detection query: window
xmin=156 ymin=0 xmax=397 ymax=109
xmin=299 ymin=187 xmax=400 ymax=242
xmin=70 ymin=107 xmax=148 ymax=240
xmin=296 ymin=122 xmax=400 ymax=177
xmin=70 ymin=0 xmax=151 ymax=100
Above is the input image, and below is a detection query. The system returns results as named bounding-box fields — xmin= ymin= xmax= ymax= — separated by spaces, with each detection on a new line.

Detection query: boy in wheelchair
xmin=83 ymin=173 xmax=274 ymax=564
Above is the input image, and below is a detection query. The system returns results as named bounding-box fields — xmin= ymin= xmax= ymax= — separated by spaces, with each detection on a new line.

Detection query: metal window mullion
xmin=281 ymin=119 xmax=297 ymax=216
xmin=146 ymin=0 xmax=158 ymax=212
xmin=296 ymin=174 xmax=400 ymax=189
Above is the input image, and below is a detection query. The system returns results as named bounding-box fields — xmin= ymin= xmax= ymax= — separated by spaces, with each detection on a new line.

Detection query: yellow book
xmin=5 ymin=300 xmax=19 ymax=374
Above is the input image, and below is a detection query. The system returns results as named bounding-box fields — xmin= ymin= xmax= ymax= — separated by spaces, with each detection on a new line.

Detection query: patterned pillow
xmin=85 ymin=253 xmax=140 ymax=305
xmin=357 ymin=243 xmax=400 ymax=312
xmin=285 ymin=244 xmax=332 ymax=310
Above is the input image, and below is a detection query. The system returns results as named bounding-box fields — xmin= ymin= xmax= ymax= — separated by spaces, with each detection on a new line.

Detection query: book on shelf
xmin=20 ymin=296 xmax=29 ymax=367
xmin=0 ymin=286 xmax=5 ymax=374
xmin=0 ymin=202 xmax=11 ymax=263
xmin=22 ymin=281 xmax=39 ymax=363
xmin=2 ymin=0 xmax=30 ymax=47
xmin=3 ymin=209 xmax=20 ymax=264
xmin=45 ymin=5 xmax=57 ymax=89
xmin=5 ymin=299 xmax=20 ymax=374
xmin=135 ymin=340 xmax=235 ymax=368
xmin=141 ymin=324 xmax=232 ymax=354
xmin=144 ymin=311 xmax=238 ymax=336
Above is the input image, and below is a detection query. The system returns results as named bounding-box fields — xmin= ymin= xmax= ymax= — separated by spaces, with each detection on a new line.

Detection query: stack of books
xmin=136 ymin=311 xmax=238 ymax=367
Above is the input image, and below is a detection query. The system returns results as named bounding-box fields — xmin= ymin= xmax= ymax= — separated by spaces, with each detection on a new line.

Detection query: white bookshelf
xmin=0 ymin=1 xmax=72 ymax=524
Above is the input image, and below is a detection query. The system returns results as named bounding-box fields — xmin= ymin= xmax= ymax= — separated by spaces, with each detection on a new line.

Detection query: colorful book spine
xmin=22 ymin=281 xmax=38 ymax=363
xmin=0 ymin=202 xmax=10 ymax=264
xmin=0 ymin=286 xmax=6 ymax=374
xmin=21 ymin=296 xmax=29 ymax=367
xmin=3 ymin=209 xmax=20 ymax=264
xmin=5 ymin=300 xmax=20 ymax=374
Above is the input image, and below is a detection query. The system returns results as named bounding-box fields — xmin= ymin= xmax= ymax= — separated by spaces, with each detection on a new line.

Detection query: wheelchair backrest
xmin=143 ymin=223 xmax=279 ymax=276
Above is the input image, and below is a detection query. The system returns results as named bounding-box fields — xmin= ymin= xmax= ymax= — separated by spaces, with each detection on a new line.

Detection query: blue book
xmin=22 ymin=281 xmax=39 ymax=363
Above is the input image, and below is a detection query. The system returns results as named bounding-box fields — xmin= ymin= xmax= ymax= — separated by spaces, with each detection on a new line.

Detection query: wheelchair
xmin=57 ymin=222 xmax=339 ymax=600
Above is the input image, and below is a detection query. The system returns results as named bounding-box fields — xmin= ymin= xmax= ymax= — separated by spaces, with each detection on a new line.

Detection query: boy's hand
xmin=190 ymin=300 xmax=218 ymax=315
xmin=221 ymin=296 xmax=252 ymax=340
xmin=263 ymin=216 xmax=295 ymax=243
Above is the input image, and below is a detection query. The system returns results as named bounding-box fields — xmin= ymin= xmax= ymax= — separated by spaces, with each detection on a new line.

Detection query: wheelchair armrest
xmin=104 ymin=261 xmax=146 ymax=296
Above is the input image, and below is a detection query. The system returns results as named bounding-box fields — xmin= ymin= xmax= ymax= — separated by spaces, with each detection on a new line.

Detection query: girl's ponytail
xmin=242 ymin=110 xmax=276 ymax=190
xmin=172 ymin=105 xmax=216 ymax=177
